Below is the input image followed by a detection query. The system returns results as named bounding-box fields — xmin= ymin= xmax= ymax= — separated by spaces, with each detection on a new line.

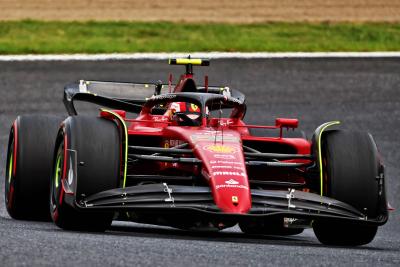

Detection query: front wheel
xmin=313 ymin=221 xmax=377 ymax=246
xmin=50 ymin=116 xmax=121 ymax=231
xmin=313 ymin=130 xmax=385 ymax=246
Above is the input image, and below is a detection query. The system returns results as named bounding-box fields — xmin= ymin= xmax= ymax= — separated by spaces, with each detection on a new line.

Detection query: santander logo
xmin=215 ymin=178 xmax=248 ymax=190
xmin=225 ymin=179 xmax=239 ymax=185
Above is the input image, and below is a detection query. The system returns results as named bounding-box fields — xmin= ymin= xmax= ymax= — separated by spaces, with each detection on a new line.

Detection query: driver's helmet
xmin=168 ymin=102 xmax=201 ymax=120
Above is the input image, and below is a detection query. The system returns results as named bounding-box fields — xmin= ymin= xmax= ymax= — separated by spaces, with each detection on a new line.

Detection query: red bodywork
xmin=104 ymin=71 xmax=312 ymax=215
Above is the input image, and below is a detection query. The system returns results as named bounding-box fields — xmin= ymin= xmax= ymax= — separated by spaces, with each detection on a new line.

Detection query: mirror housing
xmin=275 ymin=118 xmax=298 ymax=129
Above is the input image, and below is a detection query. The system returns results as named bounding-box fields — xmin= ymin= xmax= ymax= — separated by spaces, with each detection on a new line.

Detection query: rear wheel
xmin=5 ymin=115 xmax=62 ymax=221
xmin=50 ymin=116 xmax=121 ymax=231
xmin=313 ymin=130 xmax=384 ymax=246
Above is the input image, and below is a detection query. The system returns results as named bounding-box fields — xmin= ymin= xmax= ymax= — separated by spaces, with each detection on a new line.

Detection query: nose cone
xmin=194 ymin=137 xmax=252 ymax=214
xmin=209 ymin=174 xmax=251 ymax=213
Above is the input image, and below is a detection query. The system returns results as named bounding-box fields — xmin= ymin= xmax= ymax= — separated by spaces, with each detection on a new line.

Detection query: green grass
xmin=0 ymin=20 xmax=399 ymax=54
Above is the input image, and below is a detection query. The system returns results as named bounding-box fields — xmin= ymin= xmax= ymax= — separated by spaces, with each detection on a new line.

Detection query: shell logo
xmin=204 ymin=144 xmax=237 ymax=154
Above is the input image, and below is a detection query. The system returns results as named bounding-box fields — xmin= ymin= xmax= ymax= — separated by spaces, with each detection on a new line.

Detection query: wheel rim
xmin=50 ymin=137 xmax=64 ymax=220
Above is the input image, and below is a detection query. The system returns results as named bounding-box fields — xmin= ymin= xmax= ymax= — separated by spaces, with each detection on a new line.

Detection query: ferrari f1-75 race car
xmin=5 ymin=58 xmax=389 ymax=246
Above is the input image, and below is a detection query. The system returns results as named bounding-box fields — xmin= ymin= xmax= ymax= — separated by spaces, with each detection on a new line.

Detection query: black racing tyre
xmin=239 ymin=219 xmax=304 ymax=236
xmin=313 ymin=130 xmax=384 ymax=246
xmin=313 ymin=221 xmax=377 ymax=247
xmin=50 ymin=116 xmax=120 ymax=232
xmin=5 ymin=115 xmax=62 ymax=221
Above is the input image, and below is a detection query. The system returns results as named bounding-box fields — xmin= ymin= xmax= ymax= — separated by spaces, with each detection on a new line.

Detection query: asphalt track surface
xmin=0 ymin=59 xmax=399 ymax=266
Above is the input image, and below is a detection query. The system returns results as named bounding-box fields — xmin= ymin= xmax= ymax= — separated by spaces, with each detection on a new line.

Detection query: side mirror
xmin=275 ymin=118 xmax=298 ymax=129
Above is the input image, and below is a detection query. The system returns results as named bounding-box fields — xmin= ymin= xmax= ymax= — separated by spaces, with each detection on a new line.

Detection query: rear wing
xmin=63 ymin=80 xmax=245 ymax=116
xmin=64 ymin=80 xmax=155 ymax=115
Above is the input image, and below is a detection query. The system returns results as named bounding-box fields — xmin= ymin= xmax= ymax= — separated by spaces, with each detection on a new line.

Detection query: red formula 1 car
xmin=5 ymin=58 xmax=388 ymax=246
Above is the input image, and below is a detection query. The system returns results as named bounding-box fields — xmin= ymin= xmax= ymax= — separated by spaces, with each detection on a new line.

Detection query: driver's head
xmin=168 ymin=102 xmax=201 ymax=120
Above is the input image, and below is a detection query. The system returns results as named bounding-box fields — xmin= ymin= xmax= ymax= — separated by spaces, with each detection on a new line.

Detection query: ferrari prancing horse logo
xmin=190 ymin=103 xmax=200 ymax=112
xmin=232 ymin=196 xmax=239 ymax=204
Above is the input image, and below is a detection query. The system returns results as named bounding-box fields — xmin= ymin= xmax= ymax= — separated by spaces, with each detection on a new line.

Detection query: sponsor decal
xmin=164 ymin=139 xmax=184 ymax=147
xmin=211 ymin=165 xmax=244 ymax=171
xmin=211 ymin=165 xmax=231 ymax=169
xmin=151 ymin=94 xmax=176 ymax=101
xmin=191 ymin=134 xmax=239 ymax=143
xmin=228 ymin=97 xmax=243 ymax=105
xmin=192 ymin=131 xmax=234 ymax=136
xmin=232 ymin=196 xmax=239 ymax=204
xmin=213 ymin=171 xmax=245 ymax=177
xmin=218 ymin=120 xmax=234 ymax=127
xmin=204 ymin=144 xmax=237 ymax=154
xmin=153 ymin=116 xmax=169 ymax=122
xmin=190 ymin=103 xmax=200 ymax=112
xmin=216 ymin=184 xmax=249 ymax=190
xmin=225 ymin=179 xmax=239 ymax=185
xmin=231 ymin=166 xmax=244 ymax=170
xmin=214 ymin=154 xmax=235 ymax=160
xmin=68 ymin=157 xmax=74 ymax=185
xmin=216 ymin=160 xmax=242 ymax=165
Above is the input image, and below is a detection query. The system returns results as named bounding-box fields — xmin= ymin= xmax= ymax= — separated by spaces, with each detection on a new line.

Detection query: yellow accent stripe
xmin=8 ymin=149 xmax=13 ymax=183
xmin=318 ymin=121 xmax=341 ymax=196
xmin=101 ymin=109 xmax=129 ymax=188
xmin=175 ymin=58 xmax=203 ymax=65
xmin=54 ymin=154 xmax=62 ymax=188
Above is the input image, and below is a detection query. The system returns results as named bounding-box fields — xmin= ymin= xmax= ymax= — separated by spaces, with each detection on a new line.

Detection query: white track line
xmin=0 ymin=52 xmax=400 ymax=61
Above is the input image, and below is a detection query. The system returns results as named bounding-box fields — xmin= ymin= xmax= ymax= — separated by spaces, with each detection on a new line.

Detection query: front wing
xmin=67 ymin=184 xmax=387 ymax=226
